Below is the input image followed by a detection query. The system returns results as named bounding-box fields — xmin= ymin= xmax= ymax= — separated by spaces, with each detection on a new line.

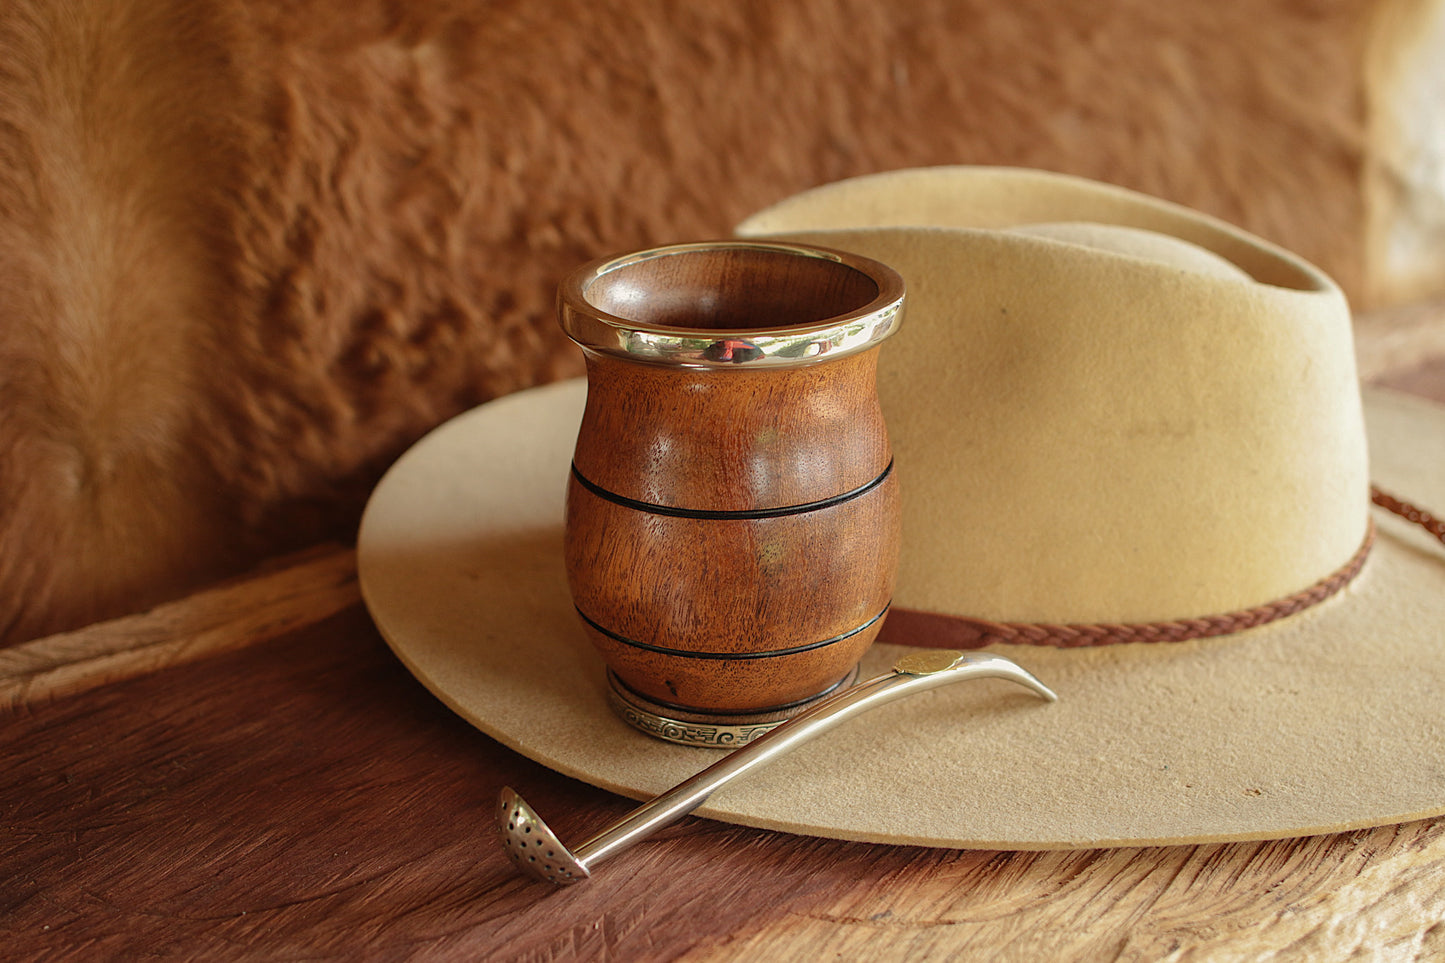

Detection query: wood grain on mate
xmin=562 ymin=244 xmax=901 ymax=712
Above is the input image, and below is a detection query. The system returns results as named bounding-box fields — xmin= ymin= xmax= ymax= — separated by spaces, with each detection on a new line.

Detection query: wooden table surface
xmin=3 ymin=347 xmax=1444 ymax=962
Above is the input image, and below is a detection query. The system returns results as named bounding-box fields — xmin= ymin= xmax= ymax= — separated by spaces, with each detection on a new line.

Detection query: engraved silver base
xmin=605 ymin=668 xmax=861 ymax=748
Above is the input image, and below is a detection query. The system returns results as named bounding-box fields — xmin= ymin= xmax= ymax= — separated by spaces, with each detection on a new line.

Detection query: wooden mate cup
xmin=558 ymin=241 xmax=904 ymax=744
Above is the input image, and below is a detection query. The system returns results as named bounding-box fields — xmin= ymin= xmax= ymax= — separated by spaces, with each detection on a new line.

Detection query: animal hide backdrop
xmin=1 ymin=0 xmax=1443 ymax=643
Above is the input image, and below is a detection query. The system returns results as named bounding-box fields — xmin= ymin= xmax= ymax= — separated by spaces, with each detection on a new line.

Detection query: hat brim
xmin=357 ymin=378 xmax=1445 ymax=850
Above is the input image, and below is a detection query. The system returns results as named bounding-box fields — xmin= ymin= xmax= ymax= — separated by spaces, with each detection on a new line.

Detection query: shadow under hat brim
xmin=356 ymin=380 xmax=1445 ymax=849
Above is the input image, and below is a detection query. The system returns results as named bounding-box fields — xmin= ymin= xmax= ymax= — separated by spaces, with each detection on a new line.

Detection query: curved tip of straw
xmin=892 ymin=650 xmax=1059 ymax=702
xmin=986 ymin=654 xmax=1059 ymax=703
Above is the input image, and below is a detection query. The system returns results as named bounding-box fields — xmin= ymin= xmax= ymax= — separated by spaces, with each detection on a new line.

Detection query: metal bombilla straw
xmin=498 ymin=650 xmax=1057 ymax=885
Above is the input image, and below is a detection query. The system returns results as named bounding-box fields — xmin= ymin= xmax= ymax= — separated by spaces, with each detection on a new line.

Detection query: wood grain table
xmin=3 ymin=343 xmax=1444 ymax=962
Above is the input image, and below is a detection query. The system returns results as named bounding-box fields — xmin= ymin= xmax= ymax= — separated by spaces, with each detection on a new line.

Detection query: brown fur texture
xmin=0 ymin=0 xmax=1420 ymax=642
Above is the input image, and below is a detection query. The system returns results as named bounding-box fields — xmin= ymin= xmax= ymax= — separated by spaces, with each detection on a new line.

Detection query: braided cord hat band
xmin=880 ymin=488 xmax=1441 ymax=649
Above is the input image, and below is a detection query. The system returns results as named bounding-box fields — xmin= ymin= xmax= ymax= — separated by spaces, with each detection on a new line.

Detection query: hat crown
xmin=738 ymin=167 xmax=1369 ymax=623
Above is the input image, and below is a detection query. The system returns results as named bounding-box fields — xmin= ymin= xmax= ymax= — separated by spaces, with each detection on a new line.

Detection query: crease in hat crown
xmin=737 ymin=166 xmax=1371 ymax=627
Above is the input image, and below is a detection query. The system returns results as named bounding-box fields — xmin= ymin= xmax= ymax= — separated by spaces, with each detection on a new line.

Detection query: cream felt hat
xmin=357 ymin=168 xmax=1445 ymax=850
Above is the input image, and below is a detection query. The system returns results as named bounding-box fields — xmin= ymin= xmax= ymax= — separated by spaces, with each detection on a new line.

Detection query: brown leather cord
xmin=1371 ymin=485 xmax=1445 ymax=545
xmin=879 ymin=486 xmax=1443 ymax=650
